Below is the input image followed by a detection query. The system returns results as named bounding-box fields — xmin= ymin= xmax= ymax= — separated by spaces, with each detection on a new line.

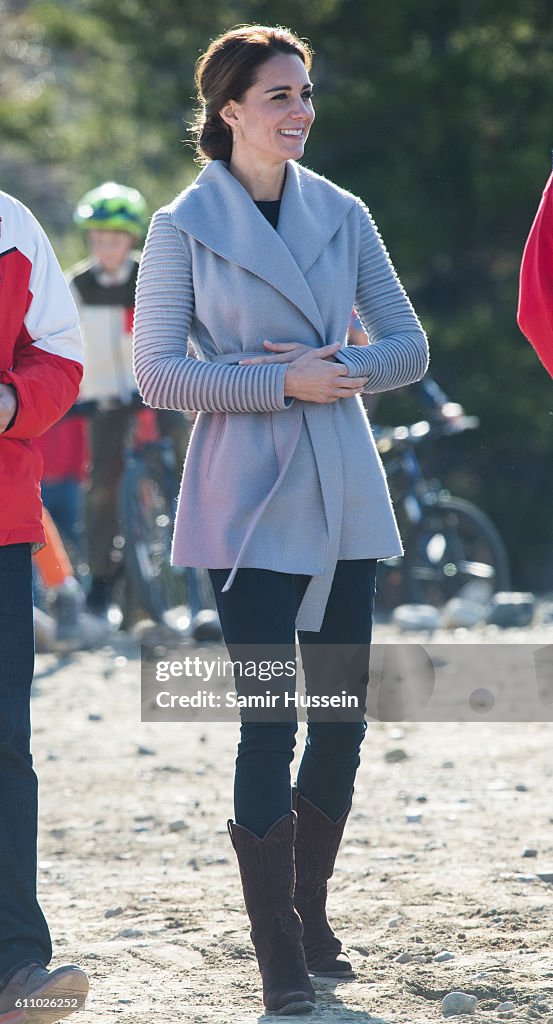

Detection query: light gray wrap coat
xmin=133 ymin=158 xmax=429 ymax=630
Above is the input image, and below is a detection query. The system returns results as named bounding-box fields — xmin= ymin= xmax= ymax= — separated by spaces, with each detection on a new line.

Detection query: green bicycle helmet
xmin=74 ymin=182 xmax=148 ymax=239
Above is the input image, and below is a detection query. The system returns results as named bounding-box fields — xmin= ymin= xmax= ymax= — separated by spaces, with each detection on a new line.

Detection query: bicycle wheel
xmin=119 ymin=450 xmax=188 ymax=622
xmin=404 ymin=495 xmax=511 ymax=607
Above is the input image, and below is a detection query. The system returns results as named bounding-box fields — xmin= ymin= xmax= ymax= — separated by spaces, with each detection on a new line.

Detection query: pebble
xmin=394 ymin=952 xmax=413 ymax=963
xmin=515 ymin=783 xmax=529 ymax=792
xmin=168 ymin=819 xmax=189 ymax=832
xmin=442 ymin=761 xmax=455 ymax=769
xmin=541 ymin=603 xmax=553 ymax=625
xmin=537 ymin=871 xmax=553 ymax=883
xmin=405 ymin=812 xmax=422 ymax=824
xmin=88 ymin=712 xmax=103 ymax=721
xmin=522 ymin=848 xmax=538 ymax=858
xmin=392 ymin=603 xmax=440 ymax=632
xmin=190 ymin=608 xmax=222 ymax=641
xmin=387 ymin=916 xmax=403 ymax=928
xmin=137 ymin=745 xmax=156 ymax=756
xmin=497 ymin=1002 xmax=516 ymax=1012
xmin=385 ymin=748 xmax=408 ymax=763
xmin=104 ymin=906 xmax=123 ymax=919
xmin=486 ymin=591 xmax=535 ymax=628
xmin=440 ymin=598 xmax=488 ymax=629
xmin=441 ymin=991 xmax=477 ymax=1017
xmin=434 ymin=950 xmax=455 ymax=962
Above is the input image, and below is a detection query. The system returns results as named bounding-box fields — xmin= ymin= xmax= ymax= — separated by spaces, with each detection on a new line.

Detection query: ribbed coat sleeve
xmin=133 ymin=210 xmax=290 ymax=413
xmin=335 ymin=201 xmax=429 ymax=392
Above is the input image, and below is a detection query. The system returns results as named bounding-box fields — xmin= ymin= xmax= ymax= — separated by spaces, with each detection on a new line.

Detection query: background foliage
xmin=2 ymin=0 xmax=552 ymax=588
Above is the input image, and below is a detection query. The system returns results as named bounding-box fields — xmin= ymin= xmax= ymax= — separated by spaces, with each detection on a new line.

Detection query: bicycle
xmin=118 ymin=441 xmax=210 ymax=630
xmin=372 ymin=415 xmax=511 ymax=611
xmin=117 ymin=410 xmax=219 ymax=633
xmin=77 ymin=402 xmax=219 ymax=634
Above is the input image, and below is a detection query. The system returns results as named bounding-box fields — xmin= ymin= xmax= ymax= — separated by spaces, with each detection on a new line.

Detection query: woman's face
xmin=221 ymin=52 xmax=315 ymax=166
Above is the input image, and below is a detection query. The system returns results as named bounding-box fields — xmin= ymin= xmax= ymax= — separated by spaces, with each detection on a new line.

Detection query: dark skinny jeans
xmin=0 ymin=544 xmax=52 ymax=990
xmin=209 ymin=559 xmax=377 ymax=838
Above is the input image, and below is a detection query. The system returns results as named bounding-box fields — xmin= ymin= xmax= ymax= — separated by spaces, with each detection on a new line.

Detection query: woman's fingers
xmin=329 ymin=376 xmax=368 ymax=400
xmin=337 ymin=375 xmax=368 ymax=388
xmin=241 ymin=341 xmax=344 ymax=365
xmin=239 ymin=354 xmax=289 ymax=364
xmin=313 ymin=341 xmax=342 ymax=358
xmin=262 ymin=340 xmax=298 ymax=350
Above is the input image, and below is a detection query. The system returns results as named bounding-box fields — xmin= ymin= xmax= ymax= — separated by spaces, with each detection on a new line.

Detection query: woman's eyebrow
xmin=264 ymin=84 xmax=313 ymax=93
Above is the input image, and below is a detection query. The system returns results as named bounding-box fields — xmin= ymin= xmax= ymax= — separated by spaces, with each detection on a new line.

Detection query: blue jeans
xmin=0 ymin=544 xmax=52 ymax=989
xmin=209 ymin=559 xmax=377 ymax=838
xmin=41 ymin=478 xmax=84 ymax=557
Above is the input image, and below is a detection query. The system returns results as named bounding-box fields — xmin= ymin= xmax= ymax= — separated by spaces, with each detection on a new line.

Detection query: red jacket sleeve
xmin=517 ymin=171 xmax=553 ymax=379
xmin=0 ymin=210 xmax=83 ymax=438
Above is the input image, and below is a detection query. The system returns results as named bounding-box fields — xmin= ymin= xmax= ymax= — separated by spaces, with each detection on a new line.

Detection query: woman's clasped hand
xmin=239 ymin=340 xmax=369 ymax=403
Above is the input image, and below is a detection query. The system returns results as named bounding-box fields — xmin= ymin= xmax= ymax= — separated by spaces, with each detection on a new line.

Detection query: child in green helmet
xmin=69 ymin=182 xmax=190 ymax=615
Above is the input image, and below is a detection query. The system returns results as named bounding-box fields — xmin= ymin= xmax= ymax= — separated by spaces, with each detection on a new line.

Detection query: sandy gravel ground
xmin=31 ymin=618 xmax=553 ymax=1024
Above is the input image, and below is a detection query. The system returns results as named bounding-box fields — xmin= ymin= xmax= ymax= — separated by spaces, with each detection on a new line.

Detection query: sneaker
xmin=46 ymin=578 xmax=109 ymax=651
xmin=0 ymin=963 xmax=88 ymax=1024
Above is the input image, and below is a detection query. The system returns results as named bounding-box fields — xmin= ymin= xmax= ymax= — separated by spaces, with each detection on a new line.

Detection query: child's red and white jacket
xmin=0 ymin=190 xmax=83 ymax=548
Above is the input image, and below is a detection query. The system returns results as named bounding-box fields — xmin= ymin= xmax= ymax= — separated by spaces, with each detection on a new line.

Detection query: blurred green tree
xmin=2 ymin=0 xmax=551 ymax=587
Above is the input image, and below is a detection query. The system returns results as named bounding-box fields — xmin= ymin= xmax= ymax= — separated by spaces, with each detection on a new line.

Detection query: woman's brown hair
xmin=190 ymin=25 xmax=313 ymax=165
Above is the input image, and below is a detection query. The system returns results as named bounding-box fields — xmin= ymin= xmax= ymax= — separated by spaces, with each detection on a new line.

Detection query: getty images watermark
xmin=140 ymin=643 xmax=553 ymax=723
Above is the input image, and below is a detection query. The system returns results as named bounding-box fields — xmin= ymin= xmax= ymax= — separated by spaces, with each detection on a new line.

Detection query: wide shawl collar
xmin=171 ymin=159 xmax=356 ymax=631
xmin=171 ymin=158 xmax=355 ymax=342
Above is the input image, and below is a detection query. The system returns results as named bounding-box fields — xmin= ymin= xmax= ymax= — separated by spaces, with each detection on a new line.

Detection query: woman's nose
xmin=291 ymin=99 xmax=312 ymax=119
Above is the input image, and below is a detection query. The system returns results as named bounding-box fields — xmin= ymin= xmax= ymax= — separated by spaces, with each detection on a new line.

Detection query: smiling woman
xmin=191 ymin=25 xmax=314 ymax=190
xmin=133 ymin=22 xmax=429 ymax=1016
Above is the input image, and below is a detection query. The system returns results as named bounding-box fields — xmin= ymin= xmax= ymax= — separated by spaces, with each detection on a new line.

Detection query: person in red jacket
xmin=517 ymin=164 xmax=553 ymax=379
xmin=0 ymin=191 xmax=89 ymax=1020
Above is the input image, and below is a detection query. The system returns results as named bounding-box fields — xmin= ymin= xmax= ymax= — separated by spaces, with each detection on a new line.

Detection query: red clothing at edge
xmin=517 ymin=171 xmax=553 ymax=379
xmin=0 ymin=191 xmax=83 ymax=547
xmin=35 ymin=415 xmax=89 ymax=484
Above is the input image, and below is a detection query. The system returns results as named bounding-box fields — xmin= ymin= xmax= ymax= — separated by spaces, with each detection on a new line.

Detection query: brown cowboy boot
xmin=227 ymin=811 xmax=316 ymax=1015
xmin=292 ymin=786 xmax=354 ymax=977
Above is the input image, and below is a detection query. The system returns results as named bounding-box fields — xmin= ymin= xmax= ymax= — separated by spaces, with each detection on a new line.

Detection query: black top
xmin=71 ymin=261 xmax=138 ymax=306
xmin=254 ymin=199 xmax=281 ymax=230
